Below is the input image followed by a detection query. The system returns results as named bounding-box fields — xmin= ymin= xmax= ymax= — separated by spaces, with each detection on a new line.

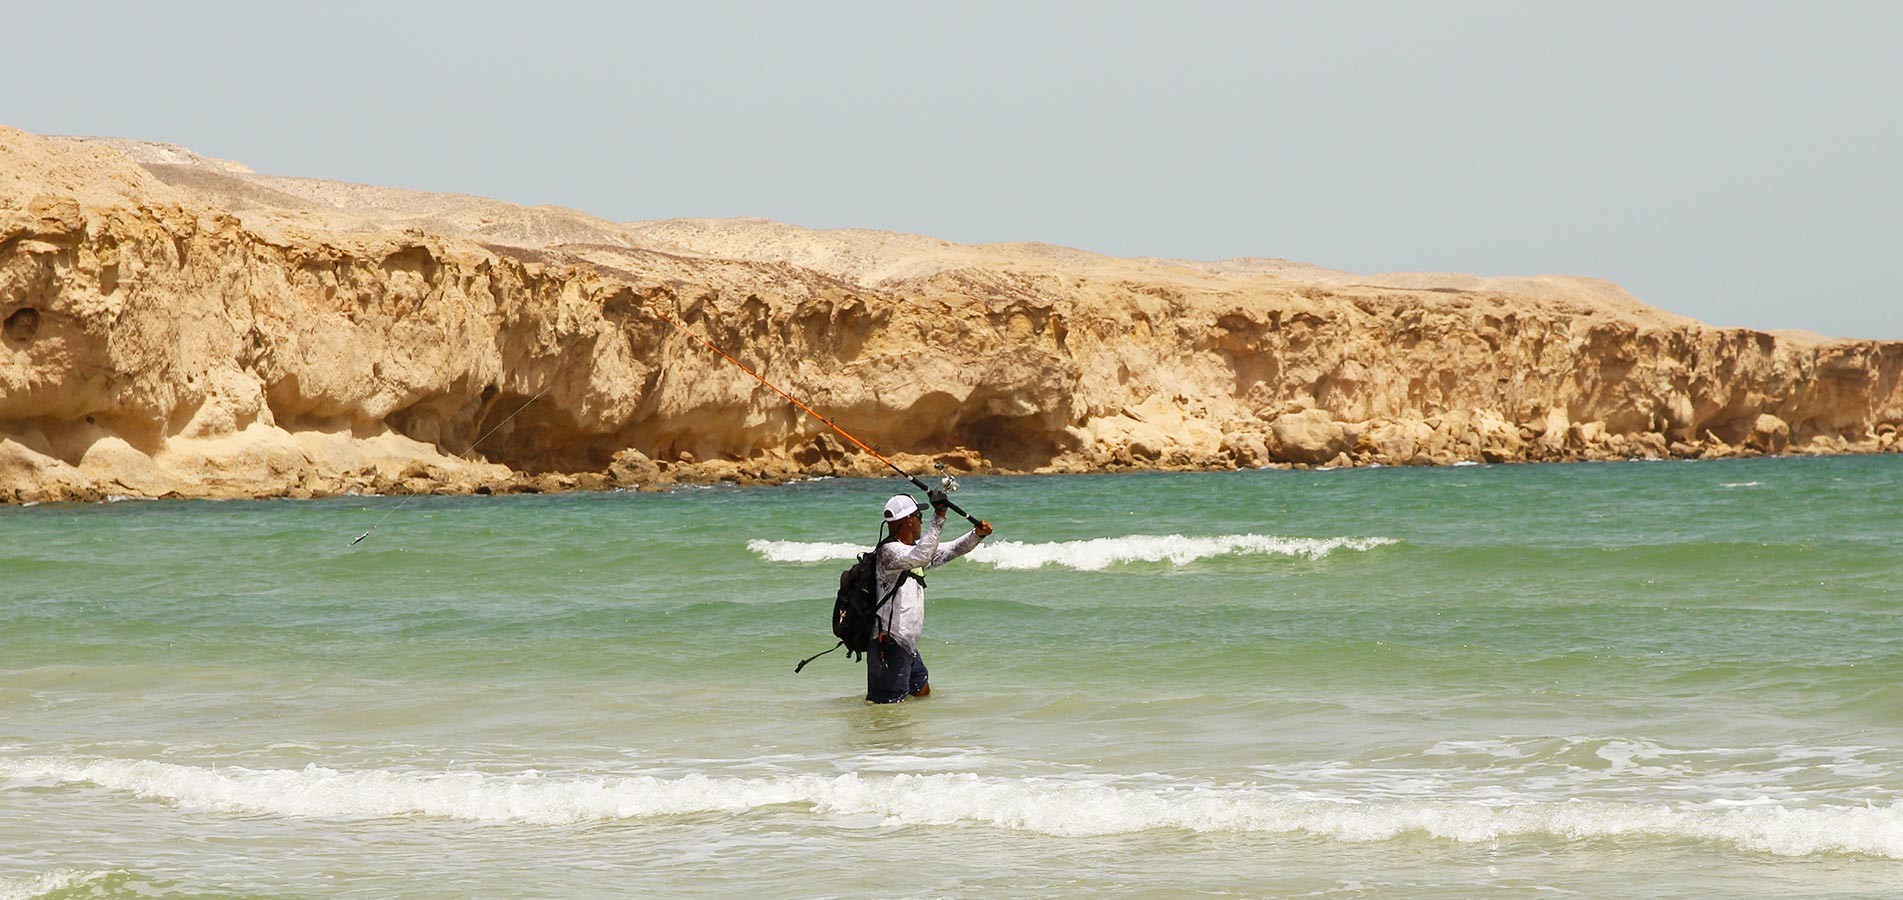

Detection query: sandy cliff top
xmin=33 ymin=130 xmax=1697 ymax=330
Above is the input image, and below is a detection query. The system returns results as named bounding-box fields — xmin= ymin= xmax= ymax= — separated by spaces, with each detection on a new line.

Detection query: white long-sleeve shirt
xmin=874 ymin=512 xmax=983 ymax=650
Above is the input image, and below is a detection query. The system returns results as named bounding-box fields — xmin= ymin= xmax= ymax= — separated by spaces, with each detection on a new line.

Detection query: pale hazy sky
xmin=6 ymin=2 xmax=1899 ymax=338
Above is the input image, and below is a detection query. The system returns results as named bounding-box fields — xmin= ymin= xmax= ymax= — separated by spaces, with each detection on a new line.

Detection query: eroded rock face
xmin=2 ymin=125 xmax=1900 ymax=503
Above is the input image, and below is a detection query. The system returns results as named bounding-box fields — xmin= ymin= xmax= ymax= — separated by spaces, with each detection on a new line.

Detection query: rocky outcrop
xmin=1267 ymin=410 xmax=1351 ymax=466
xmin=2 ymin=125 xmax=1900 ymax=503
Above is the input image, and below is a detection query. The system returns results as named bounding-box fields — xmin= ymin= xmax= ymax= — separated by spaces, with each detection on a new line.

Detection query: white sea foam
xmin=0 ymin=869 xmax=110 ymax=900
xmin=749 ymin=534 xmax=1399 ymax=571
xmin=7 ymin=757 xmax=1903 ymax=858
xmin=972 ymin=535 xmax=1399 ymax=570
xmin=1721 ymin=481 xmax=1764 ymax=488
xmin=749 ymin=540 xmax=865 ymax=563
xmin=1423 ymin=739 xmax=1529 ymax=759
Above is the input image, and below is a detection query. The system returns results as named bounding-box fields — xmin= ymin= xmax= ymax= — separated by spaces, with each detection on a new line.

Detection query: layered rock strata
xmin=2 ymin=126 xmax=1899 ymax=503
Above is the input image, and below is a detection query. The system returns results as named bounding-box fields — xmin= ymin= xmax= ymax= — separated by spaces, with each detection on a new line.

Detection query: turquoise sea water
xmin=2 ymin=456 xmax=1901 ymax=898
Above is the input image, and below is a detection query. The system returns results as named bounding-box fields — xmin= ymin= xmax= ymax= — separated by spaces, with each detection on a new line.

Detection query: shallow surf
xmin=3 ymin=456 xmax=1901 ymax=897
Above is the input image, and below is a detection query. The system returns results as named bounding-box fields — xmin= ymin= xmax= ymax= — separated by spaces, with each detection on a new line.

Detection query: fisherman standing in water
xmin=869 ymin=491 xmax=993 ymax=703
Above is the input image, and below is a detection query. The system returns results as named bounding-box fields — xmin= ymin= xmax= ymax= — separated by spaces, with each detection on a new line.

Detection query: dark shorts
xmin=865 ymin=636 xmax=929 ymax=703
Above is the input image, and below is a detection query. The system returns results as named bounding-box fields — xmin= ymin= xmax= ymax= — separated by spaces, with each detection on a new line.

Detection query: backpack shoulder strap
xmin=872 ymin=565 xmax=910 ymax=611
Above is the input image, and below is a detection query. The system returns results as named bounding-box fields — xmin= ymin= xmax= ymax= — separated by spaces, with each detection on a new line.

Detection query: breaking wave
xmin=5 ymin=756 xmax=1901 ymax=858
xmin=749 ymin=540 xmax=866 ymax=563
xmin=748 ymin=534 xmax=1399 ymax=571
xmin=0 ymin=869 xmax=112 ymax=900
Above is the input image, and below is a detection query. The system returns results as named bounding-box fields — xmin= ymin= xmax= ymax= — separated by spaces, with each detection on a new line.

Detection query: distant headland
xmin=2 ymin=125 xmax=1898 ymax=503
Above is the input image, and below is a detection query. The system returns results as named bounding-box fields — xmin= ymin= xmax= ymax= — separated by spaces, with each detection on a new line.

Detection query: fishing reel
xmin=917 ymin=463 xmax=980 ymax=528
xmin=935 ymin=463 xmax=959 ymax=495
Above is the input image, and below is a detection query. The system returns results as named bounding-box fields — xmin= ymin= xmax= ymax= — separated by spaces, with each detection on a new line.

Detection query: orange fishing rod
xmin=648 ymin=307 xmax=982 ymax=526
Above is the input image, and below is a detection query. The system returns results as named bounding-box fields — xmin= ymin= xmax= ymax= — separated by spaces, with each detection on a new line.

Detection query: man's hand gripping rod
xmin=913 ymin=466 xmax=979 ymax=527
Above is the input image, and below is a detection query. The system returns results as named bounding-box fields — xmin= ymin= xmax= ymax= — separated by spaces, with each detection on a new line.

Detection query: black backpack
xmin=794 ymin=545 xmax=919 ymax=673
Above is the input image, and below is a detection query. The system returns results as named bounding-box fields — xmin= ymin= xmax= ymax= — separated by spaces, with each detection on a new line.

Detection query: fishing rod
xmin=647 ymin=306 xmax=984 ymax=527
xmin=351 ymin=299 xmax=981 ymax=544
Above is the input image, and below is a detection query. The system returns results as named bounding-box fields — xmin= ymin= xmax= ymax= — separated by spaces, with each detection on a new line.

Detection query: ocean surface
xmin=3 ymin=456 xmax=1901 ymax=898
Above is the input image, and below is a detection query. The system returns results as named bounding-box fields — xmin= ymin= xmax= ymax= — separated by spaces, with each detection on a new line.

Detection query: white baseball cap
xmin=882 ymin=494 xmax=921 ymax=522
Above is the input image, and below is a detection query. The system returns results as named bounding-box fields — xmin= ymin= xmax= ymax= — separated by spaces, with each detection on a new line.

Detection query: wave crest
xmin=749 ymin=534 xmax=1398 ymax=571
xmin=0 ymin=869 xmax=112 ymax=900
xmin=6 ymin=756 xmax=1901 ymax=858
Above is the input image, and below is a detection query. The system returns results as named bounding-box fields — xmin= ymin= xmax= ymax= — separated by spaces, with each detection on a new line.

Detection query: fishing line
xmin=349 ymin=293 xmax=981 ymax=545
xmin=348 ymin=378 xmax=560 ymax=546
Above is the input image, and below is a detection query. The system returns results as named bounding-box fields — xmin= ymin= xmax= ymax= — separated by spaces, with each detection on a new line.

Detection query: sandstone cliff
xmin=2 ymin=125 xmax=1898 ymax=503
